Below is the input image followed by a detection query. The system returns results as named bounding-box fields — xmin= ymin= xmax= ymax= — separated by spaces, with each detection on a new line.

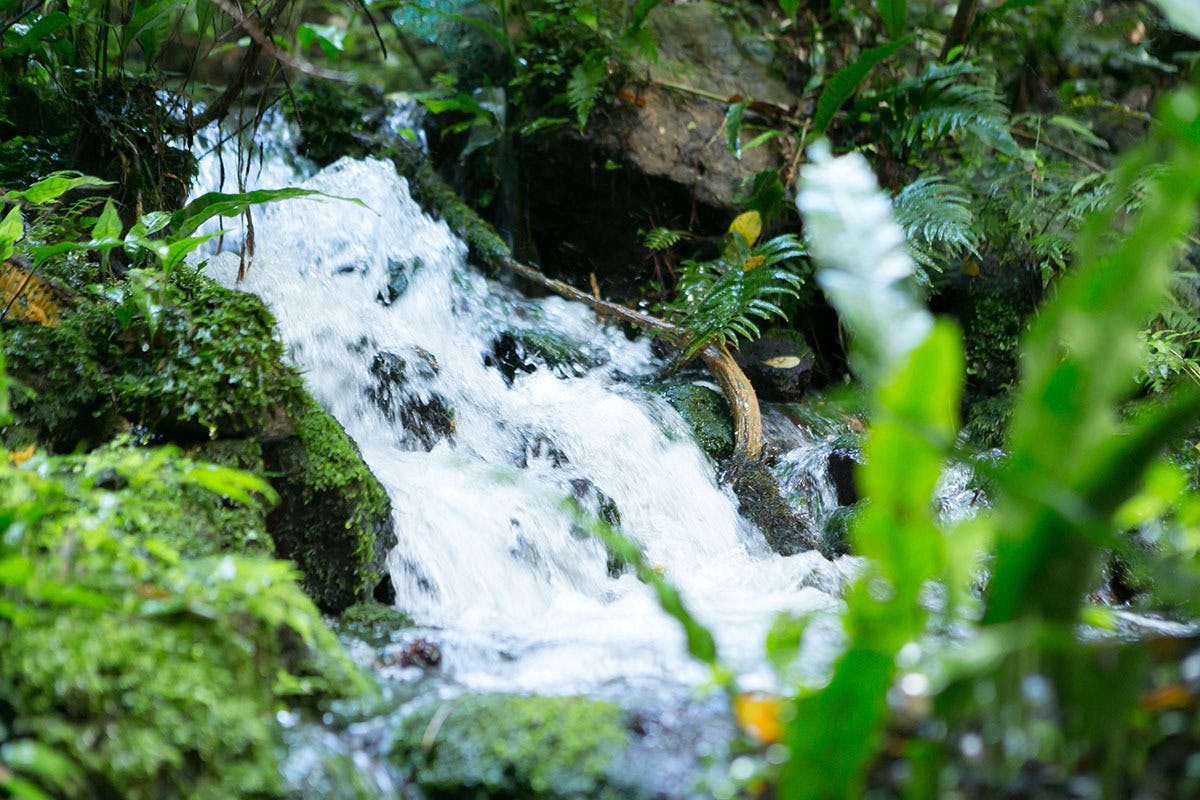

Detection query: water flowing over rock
xmin=195 ymin=155 xmax=851 ymax=693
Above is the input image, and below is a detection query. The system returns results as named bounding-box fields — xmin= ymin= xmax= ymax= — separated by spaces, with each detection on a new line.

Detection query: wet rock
xmin=376 ymin=256 xmax=423 ymax=306
xmin=821 ymin=506 xmax=857 ymax=557
xmin=368 ymin=349 xmax=455 ymax=451
xmin=655 ymin=381 xmax=735 ymax=461
xmin=827 ymin=447 xmax=863 ymax=507
xmin=569 ymin=477 xmax=626 ymax=577
xmin=485 ymin=330 xmax=595 ymax=385
xmin=723 ymin=455 xmax=824 ymax=556
xmin=393 ymin=637 xmax=442 ymax=669
xmin=516 ymin=432 xmax=570 ymax=468
xmin=734 ymin=329 xmax=815 ymax=402
xmin=486 ymin=332 xmax=538 ymax=383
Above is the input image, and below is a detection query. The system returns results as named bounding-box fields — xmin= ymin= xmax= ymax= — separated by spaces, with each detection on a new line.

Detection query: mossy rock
xmin=723 ymin=455 xmax=823 ymax=556
xmin=3 ymin=267 xmax=395 ymax=613
xmin=654 ymin=381 xmax=735 ymax=461
xmin=285 ymin=80 xmax=388 ymax=167
xmin=264 ymin=389 xmax=393 ymax=613
xmin=3 ymin=268 xmax=296 ymax=446
xmin=389 ymin=694 xmax=633 ymax=799
xmin=337 ymin=601 xmax=414 ymax=646
xmin=0 ymin=450 xmax=368 ymax=800
xmin=390 ymin=143 xmax=511 ymax=269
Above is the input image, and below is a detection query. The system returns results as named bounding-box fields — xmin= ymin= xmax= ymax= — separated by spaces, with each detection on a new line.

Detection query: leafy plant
xmin=892 ymin=175 xmax=980 ymax=278
xmin=768 ymin=78 xmax=1200 ymax=797
xmin=665 ymin=211 xmax=806 ymax=361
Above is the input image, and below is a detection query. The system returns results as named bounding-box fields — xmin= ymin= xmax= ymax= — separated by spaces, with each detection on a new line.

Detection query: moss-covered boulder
xmin=4 ymin=268 xmax=296 ymax=445
xmin=655 ymin=381 xmax=735 ymax=461
xmin=264 ymin=391 xmax=393 ymax=612
xmin=388 ymin=694 xmax=633 ymax=799
xmin=2 ymin=266 xmax=394 ymax=612
xmin=0 ymin=447 xmax=369 ymax=800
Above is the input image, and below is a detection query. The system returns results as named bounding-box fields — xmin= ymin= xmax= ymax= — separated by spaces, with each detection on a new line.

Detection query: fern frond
xmin=643 ymin=227 xmax=686 ymax=251
xmin=566 ymin=52 xmax=607 ymax=132
xmin=869 ymin=62 xmax=1023 ymax=158
xmin=893 ymin=176 xmax=979 ymax=274
xmin=669 ymin=233 xmax=806 ymax=361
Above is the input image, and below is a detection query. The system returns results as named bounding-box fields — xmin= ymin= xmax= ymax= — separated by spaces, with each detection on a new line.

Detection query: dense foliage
xmin=4 ymin=0 xmax=1200 ymax=798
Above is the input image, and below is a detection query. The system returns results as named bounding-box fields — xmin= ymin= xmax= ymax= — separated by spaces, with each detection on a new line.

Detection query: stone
xmin=734 ymin=329 xmax=816 ymax=402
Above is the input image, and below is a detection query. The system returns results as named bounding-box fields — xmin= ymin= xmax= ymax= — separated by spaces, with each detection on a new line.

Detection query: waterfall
xmin=194 ymin=152 xmax=856 ymax=693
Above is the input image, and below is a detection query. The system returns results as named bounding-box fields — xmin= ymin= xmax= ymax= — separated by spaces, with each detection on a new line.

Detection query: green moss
xmin=285 ymin=80 xmax=384 ymax=167
xmin=4 ymin=268 xmax=296 ymax=446
xmin=0 ymin=450 xmax=368 ymax=800
xmin=655 ymin=381 xmax=735 ymax=461
xmin=389 ymin=694 xmax=631 ymax=799
xmin=337 ymin=601 xmax=414 ymax=646
xmin=264 ymin=389 xmax=393 ymax=612
xmin=724 ymin=454 xmax=823 ymax=556
xmin=49 ymin=441 xmax=273 ymax=558
xmin=3 ymin=266 xmax=394 ymax=612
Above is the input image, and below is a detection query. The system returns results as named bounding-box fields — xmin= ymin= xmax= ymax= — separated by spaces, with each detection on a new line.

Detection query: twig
xmin=1012 ymin=127 xmax=1107 ymax=173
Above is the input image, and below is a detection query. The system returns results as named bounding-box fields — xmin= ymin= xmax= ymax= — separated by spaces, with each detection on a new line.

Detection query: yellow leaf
xmin=9 ymin=444 xmax=35 ymax=466
xmin=763 ymin=355 xmax=802 ymax=369
xmin=961 ymin=258 xmax=980 ymax=277
xmin=734 ymin=691 xmax=783 ymax=744
xmin=742 ymin=254 xmax=766 ymax=272
xmin=1 ymin=259 xmax=66 ymax=325
xmin=728 ymin=211 xmax=762 ymax=247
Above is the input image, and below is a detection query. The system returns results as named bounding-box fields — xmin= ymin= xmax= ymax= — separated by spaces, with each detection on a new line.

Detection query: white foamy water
xmin=194 ymin=155 xmax=853 ymax=693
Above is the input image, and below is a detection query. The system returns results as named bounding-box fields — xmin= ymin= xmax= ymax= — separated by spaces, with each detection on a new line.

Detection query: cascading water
xmin=197 ymin=152 xmax=854 ymax=693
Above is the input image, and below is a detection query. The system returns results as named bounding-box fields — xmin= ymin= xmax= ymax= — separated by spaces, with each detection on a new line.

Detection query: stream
xmin=187 ymin=113 xmax=984 ymax=796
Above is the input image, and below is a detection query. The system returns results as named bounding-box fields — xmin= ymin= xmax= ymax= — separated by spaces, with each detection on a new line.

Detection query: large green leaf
xmin=985 ymin=86 xmax=1200 ymax=624
xmin=3 ymin=171 xmax=113 ymax=205
xmin=170 ymin=188 xmax=366 ymax=239
xmin=812 ymin=37 xmax=910 ymax=135
xmin=877 ymin=0 xmax=906 ymax=37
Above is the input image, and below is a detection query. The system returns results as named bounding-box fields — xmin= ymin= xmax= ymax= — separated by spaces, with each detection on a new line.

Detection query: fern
xmin=642 ymin=227 xmax=686 ymax=251
xmin=565 ymin=51 xmax=607 ymax=132
xmin=892 ymin=176 xmax=979 ymax=276
xmin=668 ymin=233 xmax=806 ymax=361
xmin=868 ymin=62 xmax=1023 ymax=158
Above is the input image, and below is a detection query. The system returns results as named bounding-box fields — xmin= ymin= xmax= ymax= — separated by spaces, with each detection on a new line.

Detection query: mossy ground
xmin=389 ymin=694 xmax=632 ymax=799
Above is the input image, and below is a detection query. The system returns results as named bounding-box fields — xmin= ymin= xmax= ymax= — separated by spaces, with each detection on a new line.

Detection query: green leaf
xmin=985 ymin=84 xmax=1200 ymax=624
xmin=3 ymin=171 xmax=113 ymax=205
xmin=779 ymin=0 xmax=800 ymax=18
xmin=813 ymin=37 xmax=910 ymax=135
xmin=93 ymin=198 xmax=123 ymax=241
xmin=0 ymin=204 xmax=23 ymax=262
xmin=877 ymin=0 xmax=906 ymax=37
xmin=725 ymin=99 xmax=748 ymax=159
xmin=170 ymin=188 xmax=366 ymax=239
xmin=185 ymin=462 xmax=279 ymax=508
